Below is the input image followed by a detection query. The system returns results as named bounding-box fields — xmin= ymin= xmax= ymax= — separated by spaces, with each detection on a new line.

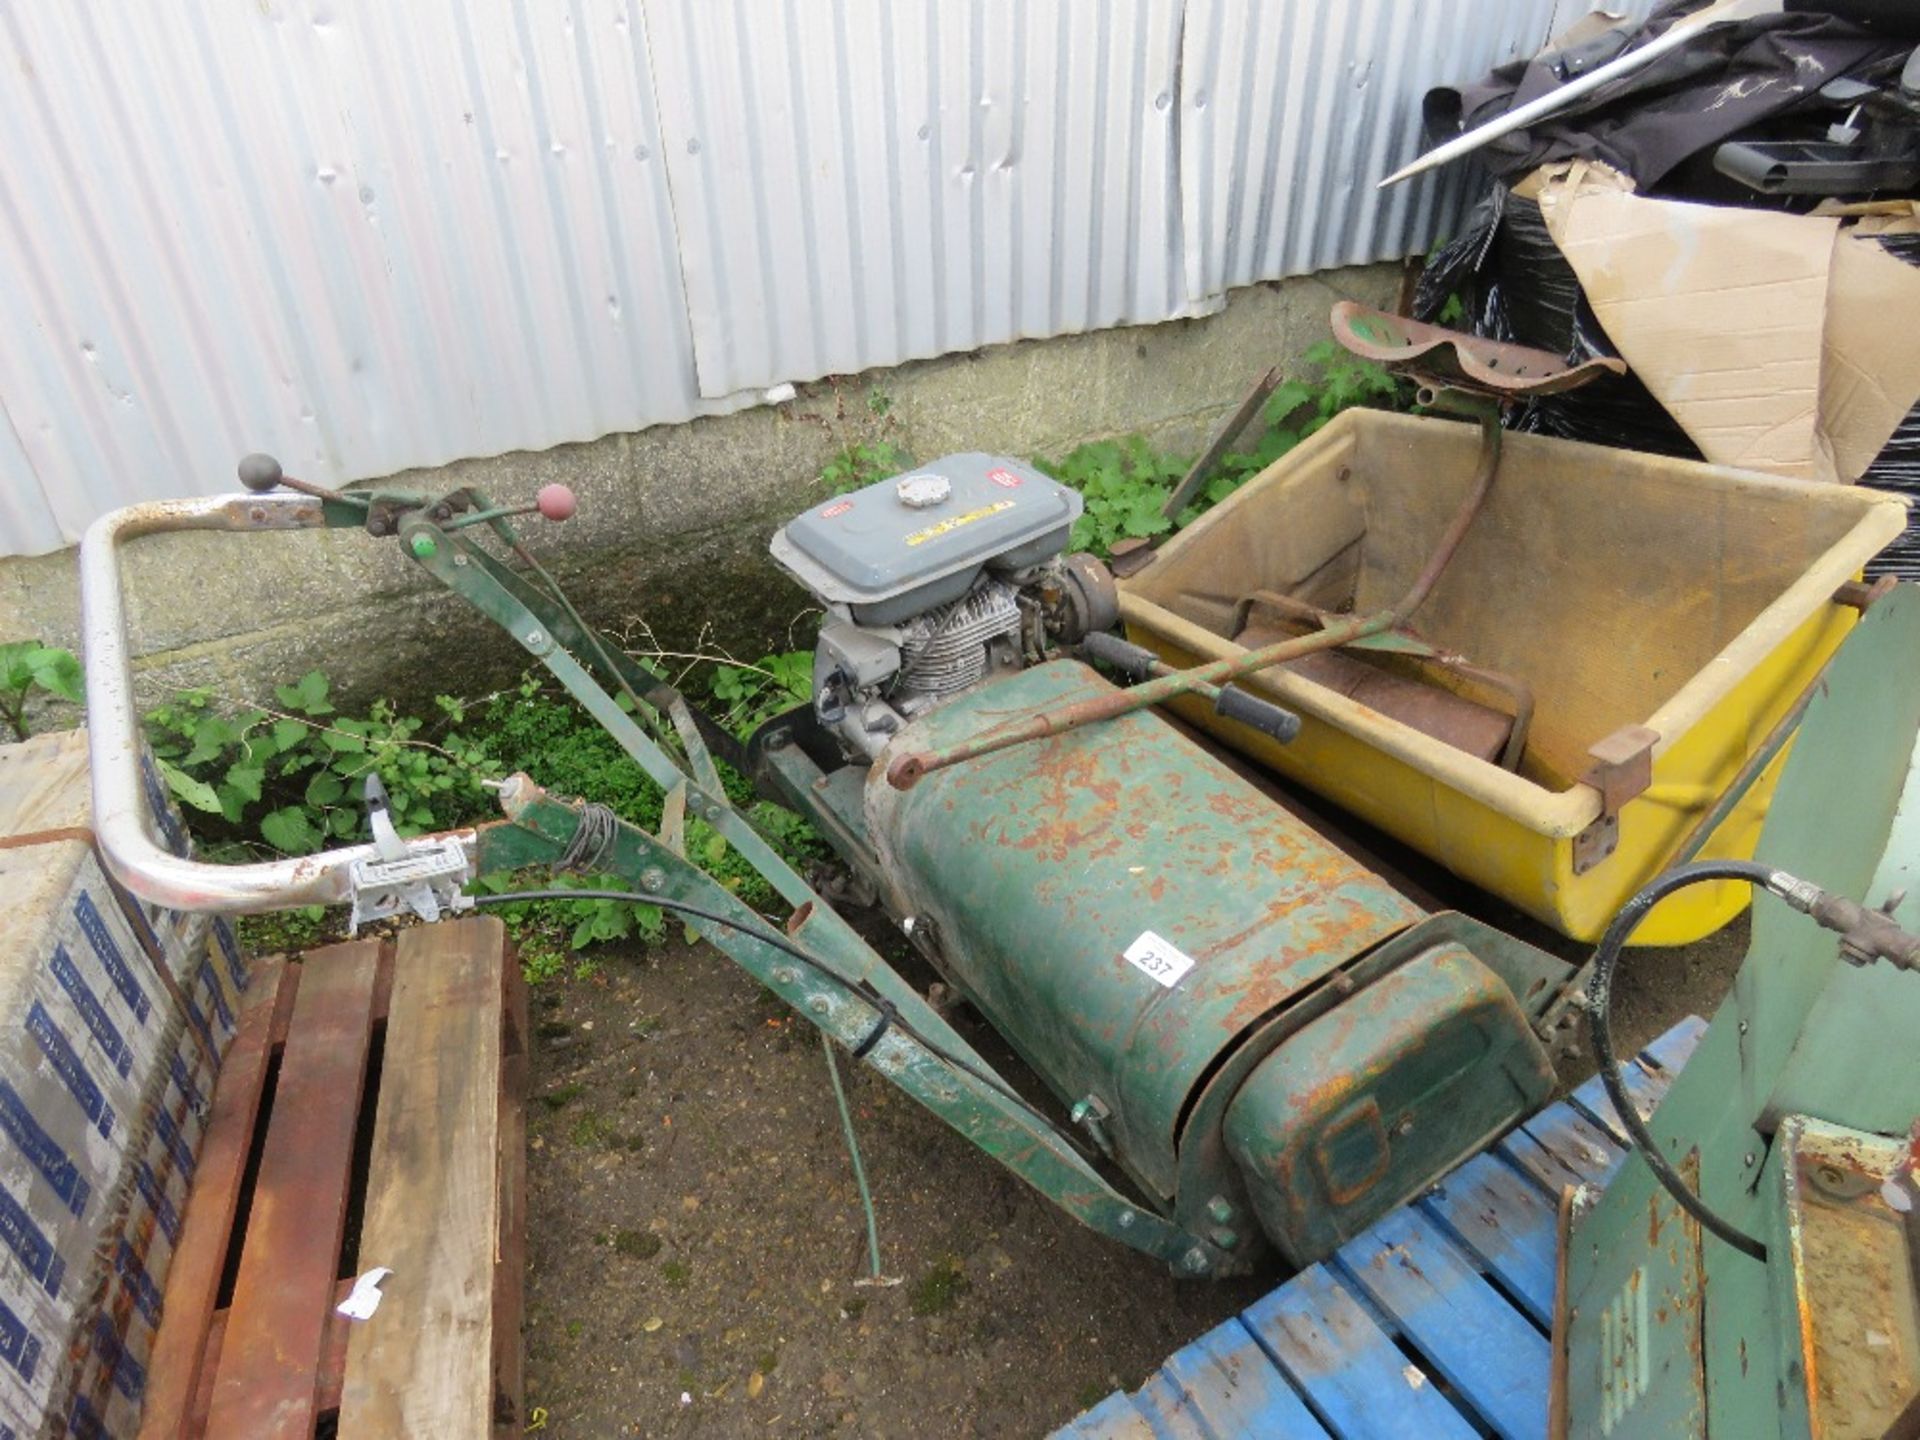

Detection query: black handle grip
xmin=1215 ymin=684 xmax=1302 ymax=743
xmin=237 ymin=453 xmax=284 ymax=493
xmin=1081 ymin=631 xmax=1160 ymax=683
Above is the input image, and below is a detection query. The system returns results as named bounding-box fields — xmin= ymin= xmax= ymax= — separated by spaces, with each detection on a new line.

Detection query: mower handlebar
xmin=78 ymin=490 xmax=481 ymax=913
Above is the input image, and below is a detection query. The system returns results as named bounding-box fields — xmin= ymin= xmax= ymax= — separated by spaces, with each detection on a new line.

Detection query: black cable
xmin=1584 ymin=859 xmax=1774 ymax=1262
xmin=470 ymin=887 xmax=1082 ymax=1148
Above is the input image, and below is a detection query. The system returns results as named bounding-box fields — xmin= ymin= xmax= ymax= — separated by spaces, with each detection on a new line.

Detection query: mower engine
xmin=769 ymin=453 xmax=1116 ymax=760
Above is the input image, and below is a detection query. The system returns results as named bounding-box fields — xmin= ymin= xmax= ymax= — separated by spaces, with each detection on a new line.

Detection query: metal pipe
xmin=1375 ymin=0 xmax=1769 ymax=189
xmin=886 ymin=412 xmax=1503 ymax=789
xmin=79 ymin=492 xmax=477 ymax=913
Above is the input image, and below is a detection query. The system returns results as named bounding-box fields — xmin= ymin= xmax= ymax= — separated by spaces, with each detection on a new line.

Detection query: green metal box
xmin=1224 ymin=942 xmax=1556 ymax=1265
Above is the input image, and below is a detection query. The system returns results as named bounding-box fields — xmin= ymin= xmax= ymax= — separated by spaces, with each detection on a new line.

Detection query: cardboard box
xmin=0 ymin=830 xmax=232 ymax=1436
xmin=1533 ymin=161 xmax=1920 ymax=484
xmin=0 ymin=732 xmax=200 ymax=992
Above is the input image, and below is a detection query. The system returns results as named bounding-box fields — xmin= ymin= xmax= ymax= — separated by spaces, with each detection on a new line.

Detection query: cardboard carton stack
xmin=0 ymin=732 xmax=243 ymax=1437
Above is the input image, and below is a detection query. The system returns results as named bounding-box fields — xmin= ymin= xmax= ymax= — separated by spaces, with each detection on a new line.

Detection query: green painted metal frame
xmin=327 ymin=493 xmax=1231 ymax=1274
xmin=1558 ymin=584 xmax=1920 ymax=1439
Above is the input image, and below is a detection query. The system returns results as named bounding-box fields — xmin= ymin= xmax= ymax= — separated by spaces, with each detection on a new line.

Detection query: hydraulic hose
xmin=1584 ymin=859 xmax=1776 ymax=1262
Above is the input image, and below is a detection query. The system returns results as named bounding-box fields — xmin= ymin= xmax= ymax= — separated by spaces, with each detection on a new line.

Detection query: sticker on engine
xmin=987 ymin=466 xmax=1023 ymax=488
xmin=903 ymin=499 xmax=1014 ymax=547
xmin=819 ymin=500 xmax=853 ymax=519
xmin=1122 ymin=931 xmax=1196 ymax=989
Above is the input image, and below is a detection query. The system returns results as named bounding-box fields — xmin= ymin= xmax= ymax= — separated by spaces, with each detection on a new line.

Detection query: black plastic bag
xmin=1413 ymin=186 xmax=1701 ymax=457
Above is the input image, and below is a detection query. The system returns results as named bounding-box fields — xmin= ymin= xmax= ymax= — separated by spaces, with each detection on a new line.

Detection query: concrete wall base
xmin=2 ymin=265 xmax=1398 ymax=719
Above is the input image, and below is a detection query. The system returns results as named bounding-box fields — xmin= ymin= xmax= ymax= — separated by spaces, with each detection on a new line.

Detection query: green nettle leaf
xmin=330 ymin=809 xmax=361 ymax=838
xmin=223 ymin=762 xmax=265 ymax=803
xmin=1263 ymin=380 xmax=1316 ymax=424
xmin=276 ymin=670 xmax=334 ymax=716
xmin=1123 ymin=492 xmax=1173 ymax=538
xmin=157 ymin=759 xmax=223 ymax=814
xmin=304 ymin=771 xmax=346 ymax=807
xmin=25 ymin=648 xmax=82 ymax=703
xmin=271 ymin=718 xmax=308 ymax=750
xmin=260 ymin=807 xmax=320 ymax=855
xmin=319 ymin=728 xmax=366 ymax=754
xmin=182 ymin=717 xmax=235 ymax=768
xmin=0 ymin=642 xmax=35 ymax=691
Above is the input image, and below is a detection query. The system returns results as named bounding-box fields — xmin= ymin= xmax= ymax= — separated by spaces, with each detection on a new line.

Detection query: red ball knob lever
xmin=535 ymin=484 xmax=577 ymax=522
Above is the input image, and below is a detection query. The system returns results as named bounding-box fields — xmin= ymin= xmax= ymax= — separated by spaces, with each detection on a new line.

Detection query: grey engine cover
xmin=769 ymin=453 xmax=1080 ymax=625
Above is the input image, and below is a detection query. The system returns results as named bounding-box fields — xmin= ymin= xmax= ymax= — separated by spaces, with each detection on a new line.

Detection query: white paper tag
xmin=336 ymin=1266 xmax=394 ymax=1321
xmin=1122 ymin=931 xmax=1196 ymax=989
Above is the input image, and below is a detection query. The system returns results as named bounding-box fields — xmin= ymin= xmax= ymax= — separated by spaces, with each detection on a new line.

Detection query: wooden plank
xmin=1245 ymin=1265 xmax=1478 ymax=1439
xmin=338 ymin=919 xmax=508 ymax=1439
xmin=137 ymin=958 xmax=295 ymax=1440
xmin=1337 ymin=1209 xmax=1551 ymax=1440
xmin=491 ymin=955 xmax=529 ymax=1435
xmin=1160 ymin=1320 xmax=1333 ymax=1438
xmin=204 ymin=940 xmax=382 ymax=1439
xmin=1066 ymin=1390 xmax=1159 ymax=1439
xmin=1416 ymin=1152 xmax=1559 ymax=1328
xmin=189 ymin=1278 xmax=355 ymax=1432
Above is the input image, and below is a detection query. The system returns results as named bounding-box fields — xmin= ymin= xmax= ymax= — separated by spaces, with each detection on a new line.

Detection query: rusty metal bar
xmin=1160 ymin=365 xmax=1283 ymax=521
xmin=886 ymin=409 xmax=1503 ymax=790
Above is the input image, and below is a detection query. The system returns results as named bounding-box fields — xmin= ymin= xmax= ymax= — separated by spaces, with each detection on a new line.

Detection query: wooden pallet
xmin=1056 ymin=1016 xmax=1707 ymax=1440
xmin=137 ymin=919 xmax=528 ymax=1440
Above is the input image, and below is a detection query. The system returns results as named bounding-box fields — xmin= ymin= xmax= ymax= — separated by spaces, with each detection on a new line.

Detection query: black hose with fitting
xmin=1585 ymin=856 xmax=1920 ymax=1263
xmin=1584 ymin=860 xmax=1777 ymax=1261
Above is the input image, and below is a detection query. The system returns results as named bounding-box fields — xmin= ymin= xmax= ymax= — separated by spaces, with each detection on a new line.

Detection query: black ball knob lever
xmin=236 ymin=452 xmax=347 ymax=504
xmin=237 ymin=453 xmax=284 ymax=493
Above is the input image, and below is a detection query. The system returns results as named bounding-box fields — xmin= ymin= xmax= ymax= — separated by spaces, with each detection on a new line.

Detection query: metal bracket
xmin=347 ymin=838 xmax=475 ymax=933
xmin=1572 ymin=724 xmax=1660 ymax=875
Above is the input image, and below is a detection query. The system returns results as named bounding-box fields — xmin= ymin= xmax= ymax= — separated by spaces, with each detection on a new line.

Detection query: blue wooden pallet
xmin=1054 ymin=1016 xmax=1707 ymax=1440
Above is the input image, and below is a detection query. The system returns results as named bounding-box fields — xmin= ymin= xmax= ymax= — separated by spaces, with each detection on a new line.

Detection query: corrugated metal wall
xmin=0 ymin=0 xmax=1619 ymax=557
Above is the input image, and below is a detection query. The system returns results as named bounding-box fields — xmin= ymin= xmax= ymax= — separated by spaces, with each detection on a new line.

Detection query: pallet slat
xmin=186 ymin=1279 xmax=354 ymax=1434
xmin=1416 ymin=1152 xmax=1559 ymax=1328
xmin=204 ymin=941 xmax=382 ymax=1439
xmin=138 ymin=960 xmax=294 ymax=1440
xmin=1337 ymin=1209 xmax=1551 ymax=1440
xmin=337 ymin=920 xmax=509 ymax=1439
xmin=1063 ymin=1390 xmax=1158 ymax=1439
xmin=1510 ymin=1105 xmax=1625 ymax=1190
xmin=1639 ymin=1015 xmax=1708 ymax=1075
xmin=490 ymin=959 xmax=529 ymax=1435
xmin=1566 ymin=1056 xmax=1665 ymax=1144
xmin=1160 ymin=1322 xmax=1332 ymax=1439
xmin=1133 ymin=1371 xmax=1214 ymax=1439
xmin=1245 ymin=1266 xmax=1478 ymax=1440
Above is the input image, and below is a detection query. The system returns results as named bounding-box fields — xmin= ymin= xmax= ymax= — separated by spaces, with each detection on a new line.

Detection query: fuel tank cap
xmin=895 ymin=473 xmax=951 ymax=508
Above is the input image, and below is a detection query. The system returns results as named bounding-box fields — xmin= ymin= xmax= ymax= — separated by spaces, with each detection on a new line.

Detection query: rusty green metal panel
xmin=868 ymin=659 xmax=1427 ymax=1203
xmin=1561 ymin=584 xmax=1920 ymax=1440
xmin=1223 ymin=942 xmax=1555 ymax=1266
